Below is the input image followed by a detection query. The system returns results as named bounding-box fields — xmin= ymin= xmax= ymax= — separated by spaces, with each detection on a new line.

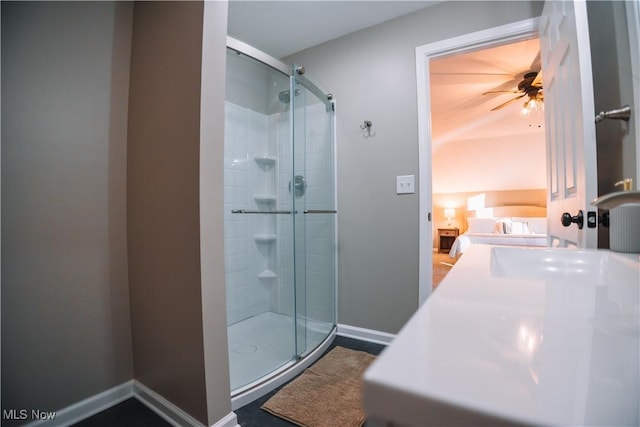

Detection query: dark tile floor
xmin=73 ymin=398 xmax=171 ymax=427
xmin=73 ymin=336 xmax=386 ymax=427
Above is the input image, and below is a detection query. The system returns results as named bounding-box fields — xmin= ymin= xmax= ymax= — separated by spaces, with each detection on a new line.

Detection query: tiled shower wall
xmin=225 ymin=102 xmax=282 ymax=325
xmin=224 ymin=99 xmax=334 ymax=327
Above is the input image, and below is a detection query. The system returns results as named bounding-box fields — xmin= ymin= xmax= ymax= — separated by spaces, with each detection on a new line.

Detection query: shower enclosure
xmin=223 ymin=37 xmax=336 ymax=405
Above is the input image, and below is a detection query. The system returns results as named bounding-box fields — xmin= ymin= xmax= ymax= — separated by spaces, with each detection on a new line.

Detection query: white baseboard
xmin=337 ymin=323 xmax=396 ymax=345
xmin=24 ymin=381 xmax=134 ymax=427
xmin=21 ymin=379 xmax=238 ymax=427
xmin=135 ymin=381 xmax=238 ymax=426
xmin=134 ymin=380 xmax=206 ymax=426
xmin=210 ymin=411 xmax=240 ymax=427
xmin=132 ymin=381 xmax=239 ymax=427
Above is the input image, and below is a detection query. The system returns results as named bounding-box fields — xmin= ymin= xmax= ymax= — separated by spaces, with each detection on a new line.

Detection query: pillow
xmin=528 ymin=218 xmax=547 ymax=234
xmin=514 ymin=217 xmax=547 ymax=234
xmin=467 ymin=217 xmax=497 ymax=233
xmin=510 ymin=221 xmax=530 ymax=234
xmin=493 ymin=218 xmax=512 ymax=234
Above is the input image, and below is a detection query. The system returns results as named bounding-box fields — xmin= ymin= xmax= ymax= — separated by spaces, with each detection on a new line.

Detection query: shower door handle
xmin=231 ymin=209 xmax=293 ymax=214
xmin=303 ymin=210 xmax=337 ymax=214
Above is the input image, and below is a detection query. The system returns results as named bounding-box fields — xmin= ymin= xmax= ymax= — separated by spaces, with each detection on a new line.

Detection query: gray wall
xmin=1 ymin=1 xmax=134 ymax=421
xmin=587 ymin=1 xmax=637 ymax=249
xmin=286 ymin=1 xmax=544 ymax=333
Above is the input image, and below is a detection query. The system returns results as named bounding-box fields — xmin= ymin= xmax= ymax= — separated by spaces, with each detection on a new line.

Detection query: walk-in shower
xmin=223 ymin=37 xmax=336 ymax=407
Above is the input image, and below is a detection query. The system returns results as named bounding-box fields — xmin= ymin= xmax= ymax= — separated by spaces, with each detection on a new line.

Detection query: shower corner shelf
xmin=254 ymin=195 xmax=277 ymax=203
xmin=254 ymin=156 xmax=276 ymax=167
xmin=258 ymin=269 xmax=277 ymax=280
xmin=254 ymin=234 xmax=277 ymax=243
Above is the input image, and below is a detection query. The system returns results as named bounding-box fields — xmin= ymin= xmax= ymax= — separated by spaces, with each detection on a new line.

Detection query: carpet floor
xmin=433 ymin=251 xmax=460 ymax=289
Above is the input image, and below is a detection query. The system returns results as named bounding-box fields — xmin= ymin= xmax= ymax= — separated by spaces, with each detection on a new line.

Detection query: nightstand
xmin=438 ymin=228 xmax=459 ymax=253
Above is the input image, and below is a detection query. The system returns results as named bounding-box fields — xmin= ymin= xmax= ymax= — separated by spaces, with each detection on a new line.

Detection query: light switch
xmin=396 ymin=175 xmax=415 ymax=194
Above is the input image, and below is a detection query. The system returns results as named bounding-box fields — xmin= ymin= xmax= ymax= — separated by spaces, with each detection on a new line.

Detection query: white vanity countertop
xmin=363 ymin=245 xmax=640 ymax=426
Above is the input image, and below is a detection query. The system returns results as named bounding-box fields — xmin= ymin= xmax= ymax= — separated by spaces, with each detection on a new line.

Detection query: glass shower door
xmin=291 ymin=69 xmax=336 ymax=357
xmin=224 ymin=48 xmax=296 ymax=391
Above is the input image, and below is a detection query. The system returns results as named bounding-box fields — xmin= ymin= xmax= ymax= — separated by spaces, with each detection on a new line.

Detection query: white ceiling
xmin=227 ymin=0 xmax=439 ymax=59
xmin=228 ymin=1 xmax=544 ymax=146
xmin=430 ymin=38 xmax=544 ymax=147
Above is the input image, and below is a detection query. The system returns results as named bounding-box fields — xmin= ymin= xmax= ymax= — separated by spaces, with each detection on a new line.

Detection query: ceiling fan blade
xmin=531 ymin=70 xmax=543 ymax=88
xmin=482 ymin=89 xmax=519 ymax=95
xmin=430 ymin=72 xmax=514 ymax=85
xmin=477 ymin=77 xmax=518 ymax=96
xmin=453 ymin=94 xmax=502 ymax=110
xmin=490 ymin=93 xmax=526 ymax=111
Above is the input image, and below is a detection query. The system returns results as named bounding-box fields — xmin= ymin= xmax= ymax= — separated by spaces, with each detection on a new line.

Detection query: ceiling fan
xmin=484 ymin=71 xmax=543 ymax=111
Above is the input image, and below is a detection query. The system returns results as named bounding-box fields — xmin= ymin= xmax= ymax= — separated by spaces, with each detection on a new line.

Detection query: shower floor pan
xmin=228 ymin=311 xmax=334 ymax=394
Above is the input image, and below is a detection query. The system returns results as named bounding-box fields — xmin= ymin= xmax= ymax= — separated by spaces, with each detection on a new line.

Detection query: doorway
xmin=429 ymin=38 xmax=546 ymax=290
xmin=416 ymin=18 xmax=542 ymax=303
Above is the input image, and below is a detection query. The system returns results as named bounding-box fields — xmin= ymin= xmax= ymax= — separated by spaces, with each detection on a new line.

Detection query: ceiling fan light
xmin=520 ymin=96 xmax=544 ymax=118
xmin=531 ymin=99 xmax=544 ymax=114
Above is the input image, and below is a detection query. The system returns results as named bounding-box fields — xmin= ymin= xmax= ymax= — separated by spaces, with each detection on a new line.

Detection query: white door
xmin=539 ymin=0 xmax=598 ymax=248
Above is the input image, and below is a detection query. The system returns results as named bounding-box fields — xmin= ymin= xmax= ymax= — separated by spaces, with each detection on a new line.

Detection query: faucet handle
xmin=614 ymin=179 xmax=633 ymax=191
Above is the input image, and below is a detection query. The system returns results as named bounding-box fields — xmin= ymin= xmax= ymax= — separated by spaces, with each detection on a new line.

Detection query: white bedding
xmin=448 ymin=232 xmax=547 ymax=257
xmin=448 ymin=216 xmax=548 ymax=258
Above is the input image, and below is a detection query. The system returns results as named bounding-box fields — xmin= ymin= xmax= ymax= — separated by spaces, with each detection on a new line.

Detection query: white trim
xmin=415 ymin=18 xmax=540 ymax=305
xmin=415 ymin=38 xmax=433 ymax=307
xmin=23 ymin=381 xmax=134 ymax=427
xmin=20 ymin=379 xmax=239 ymax=427
xmin=210 ymin=412 xmax=240 ymax=427
xmin=230 ymin=327 xmax=336 ymax=410
xmin=333 ymin=99 xmax=339 ymax=330
xmin=416 ymin=18 xmax=540 ymax=59
xmin=133 ymin=380 xmax=208 ymax=427
xmin=337 ymin=323 xmax=396 ymax=345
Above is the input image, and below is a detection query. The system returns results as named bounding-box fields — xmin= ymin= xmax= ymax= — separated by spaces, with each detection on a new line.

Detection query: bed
xmin=448 ymin=207 xmax=548 ymax=258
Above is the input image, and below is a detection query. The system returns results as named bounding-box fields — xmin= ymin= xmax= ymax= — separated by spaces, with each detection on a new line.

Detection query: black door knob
xmin=561 ymin=210 xmax=584 ymax=229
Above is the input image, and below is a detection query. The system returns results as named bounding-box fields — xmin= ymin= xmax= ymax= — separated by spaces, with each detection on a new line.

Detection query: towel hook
xmin=360 ymin=120 xmax=375 ymax=138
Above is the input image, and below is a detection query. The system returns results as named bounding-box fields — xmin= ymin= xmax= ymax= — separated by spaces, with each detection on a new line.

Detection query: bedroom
xmin=430 ymin=38 xmax=547 ymax=288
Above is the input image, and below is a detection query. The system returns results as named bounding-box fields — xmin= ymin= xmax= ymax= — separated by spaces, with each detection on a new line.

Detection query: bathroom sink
xmin=490 ymin=246 xmax=638 ymax=283
xmin=363 ymin=245 xmax=640 ymax=427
